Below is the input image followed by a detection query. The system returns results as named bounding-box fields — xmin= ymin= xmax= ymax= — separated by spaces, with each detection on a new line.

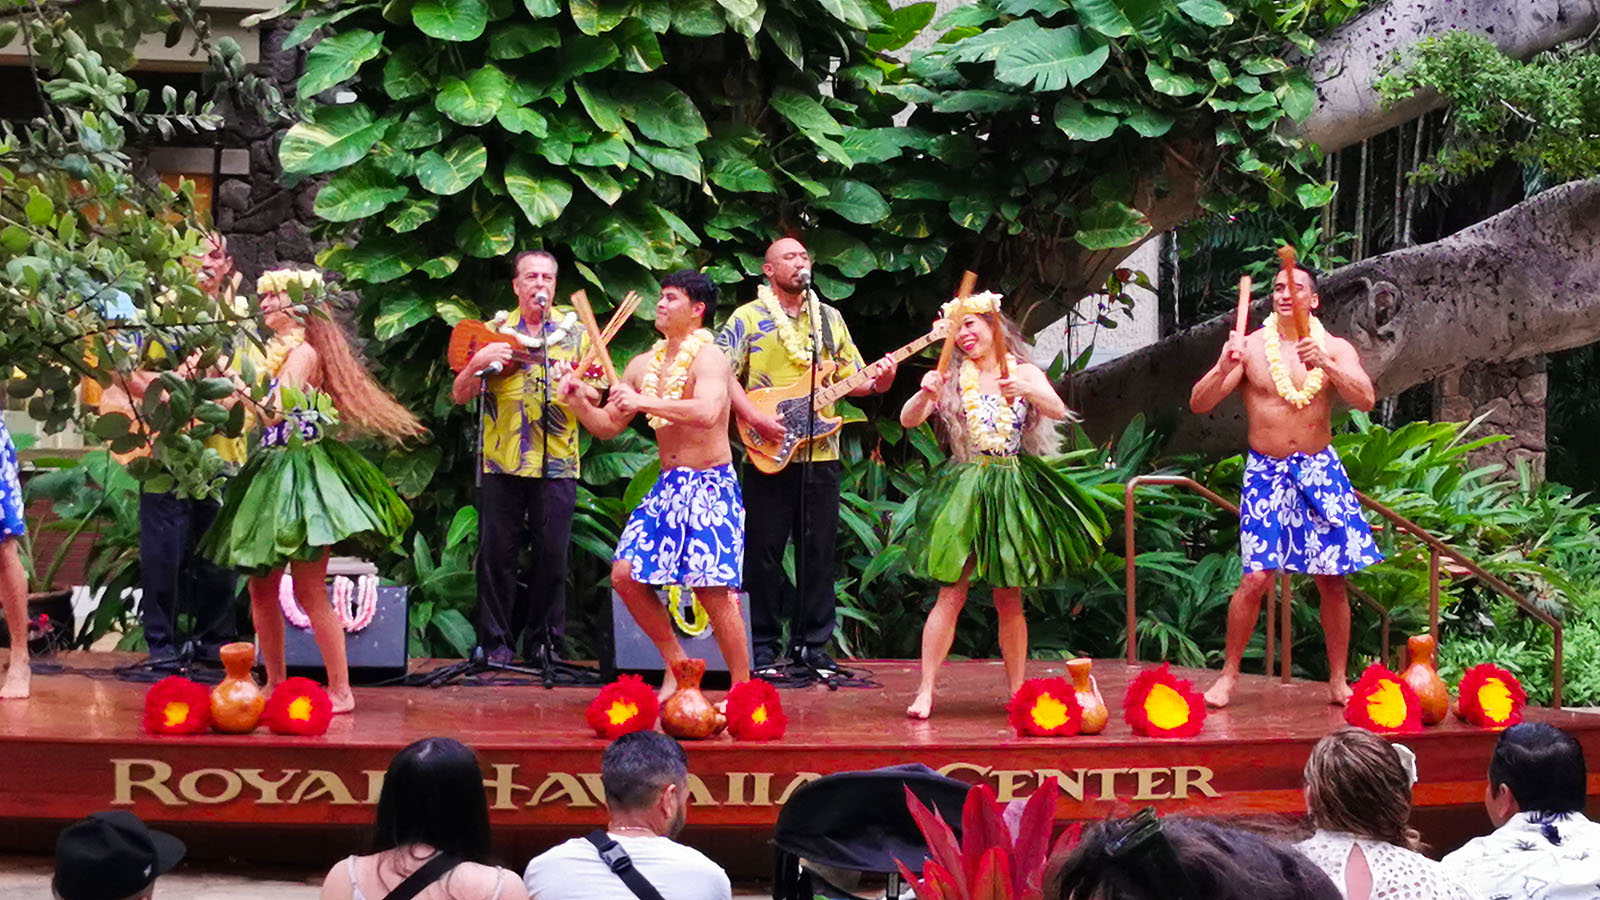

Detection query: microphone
xmin=534 ymin=289 xmax=551 ymax=307
xmin=475 ymin=361 xmax=504 ymax=377
xmin=795 ymin=268 xmax=811 ymax=289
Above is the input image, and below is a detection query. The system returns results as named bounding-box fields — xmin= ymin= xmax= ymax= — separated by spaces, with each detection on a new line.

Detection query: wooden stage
xmin=2 ymin=653 xmax=1597 ymax=873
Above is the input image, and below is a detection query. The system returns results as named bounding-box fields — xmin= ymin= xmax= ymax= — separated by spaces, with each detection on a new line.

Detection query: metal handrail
xmin=1122 ymin=476 xmax=1564 ymax=708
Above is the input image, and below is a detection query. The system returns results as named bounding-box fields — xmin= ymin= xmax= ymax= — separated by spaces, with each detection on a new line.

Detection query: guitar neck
xmin=815 ymin=330 xmax=941 ymax=409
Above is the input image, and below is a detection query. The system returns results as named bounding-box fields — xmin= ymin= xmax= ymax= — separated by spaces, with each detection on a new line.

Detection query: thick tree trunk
xmin=1071 ymin=177 xmax=1600 ymax=456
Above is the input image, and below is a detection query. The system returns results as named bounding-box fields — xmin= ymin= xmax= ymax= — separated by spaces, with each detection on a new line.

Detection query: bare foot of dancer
xmin=0 ymin=656 xmax=29 ymax=700
xmin=1203 ymin=673 xmax=1236 ymax=709
xmin=1328 ymin=678 xmax=1352 ymax=705
xmin=657 ymin=670 xmax=678 ymax=702
xmin=906 ymin=691 xmax=933 ymax=719
xmin=329 ymin=689 xmax=356 ymax=715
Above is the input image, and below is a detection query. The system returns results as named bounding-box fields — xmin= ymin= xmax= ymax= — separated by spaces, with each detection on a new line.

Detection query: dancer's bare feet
xmin=0 ymin=656 xmax=29 ymax=699
xmin=1203 ymin=673 xmax=1236 ymax=709
xmin=906 ymin=691 xmax=933 ymax=719
xmin=329 ymin=689 xmax=356 ymax=715
xmin=1328 ymin=679 xmax=1353 ymax=705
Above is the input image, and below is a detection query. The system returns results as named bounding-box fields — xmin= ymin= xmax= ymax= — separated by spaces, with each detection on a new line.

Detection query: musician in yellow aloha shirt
xmin=716 ymin=237 xmax=896 ymax=675
xmin=451 ymin=250 xmax=591 ymax=662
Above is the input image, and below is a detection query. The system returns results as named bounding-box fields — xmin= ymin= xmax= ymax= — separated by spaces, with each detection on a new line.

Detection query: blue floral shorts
xmin=615 ymin=463 xmax=743 ymax=587
xmin=0 ymin=421 xmax=24 ymax=542
xmin=1240 ymin=446 xmax=1381 ymax=575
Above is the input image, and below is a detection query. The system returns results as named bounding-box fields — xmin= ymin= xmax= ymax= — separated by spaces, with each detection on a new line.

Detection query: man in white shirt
xmin=524 ymin=731 xmax=732 ymax=900
xmin=1441 ymin=723 xmax=1600 ymax=900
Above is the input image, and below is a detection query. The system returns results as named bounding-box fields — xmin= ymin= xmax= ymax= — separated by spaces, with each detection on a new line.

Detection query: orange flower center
xmin=607 ymin=700 xmax=639 ymax=726
xmin=1144 ymin=684 xmax=1191 ymax=731
xmin=1030 ymin=693 xmax=1070 ymax=731
xmin=1366 ymin=679 xmax=1410 ymax=729
xmin=162 ymin=701 xmax=190 ymax=728
xmin=752 ymin=704 xmax=769 ymax=725
xmin=1478 ymin=678 xmax=1514 ymax=723
xmin=288 ymin=696 xmax=314 ymax=722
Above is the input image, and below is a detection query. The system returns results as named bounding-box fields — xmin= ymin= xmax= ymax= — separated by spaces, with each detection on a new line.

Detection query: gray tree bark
xmin=1071 ymin=177 xmax=1600 ymax=456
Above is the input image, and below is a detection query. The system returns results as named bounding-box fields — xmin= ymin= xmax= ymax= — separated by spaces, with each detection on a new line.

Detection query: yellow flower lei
xmin=939 ymin=290 xmax=1004 ymax=321
xmin=666 ymin=584 xmax=709 ymax=636
xmin=1262 ymin=313 xmax=1328 ymax=409
xmin=959 ymin=355 xmax=1020 ymax=455
xmin=756 ymin=284 xmax=814 ymax=367
xmin=263 ymin=332 xmax=307 ymax=376
xmin=640 ymin=328 xmax=713 ymax=429
xmin=256 ymin=268 xmax=324 ymax=295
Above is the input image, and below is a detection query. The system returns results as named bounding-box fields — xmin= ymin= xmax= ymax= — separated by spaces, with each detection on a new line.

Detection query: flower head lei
xmin=490 ymin=308 xmax=576 ymax=350
xmin=756 ymin=284 xmax=816 ymax=367
xmin=940 ymin=290 xmax=1003 ymax=322
xmin=257 ymin=268 xmax=324 ymax=296
xmin=1262 ymin=313 xmax=1328 ymax=409
xmin=640 ymin=329 xmax=713 ymax=429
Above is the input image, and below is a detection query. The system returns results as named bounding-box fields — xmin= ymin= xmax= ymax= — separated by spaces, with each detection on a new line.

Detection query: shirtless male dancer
xmin=1189 ymin=264 xmax=1382 ymax=708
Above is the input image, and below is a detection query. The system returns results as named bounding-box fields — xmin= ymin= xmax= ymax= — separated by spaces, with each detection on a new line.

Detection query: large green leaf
xmin=496 ymin=104 xmax=550 ymax=137
xmin=412 ymin=0 xmax=488 ymax=40
xmin=390 ymin=107 xmax=445 ymax=150
xmin=555 ymin=34 xmax=620 ymax=83
xmin=994 ymin=24 xmax=1108 ymax=91
xmin=504 ymin=155 xmax=573 ymax=226
xmin=1054 ymin=98 xmax=1119 ymax=141
xmin=373 ymin=292 xmax=435 ymax=341
xmin=816 ymin=0 xmax=880 ymax=30
xmin=1123 ymin=105 xmax=1174 ymax=137
xmin=313 ymin=165 xmax=407 ymax=222
xmin=1279 ymin=73 xmax=1316 ymax=122
xmin=1145 ymin=60 xmax=1202 ymax=96
xmin=573 ymin=133 xmax=630 ymax=169
xmin=707 ymin=147 xmax=775 ymax=193
xmin=522 ymin=0 xmax=558 ymax=15
xmin=1176 ymin=0 xmax=1233 ymax=26
xmin=571 ymin=0 xmax=629 ymax=34
xmin=816 ymin=179 xmax=889 ymax=224
xmin=770 ymin=87 xmax=844 ymax=136
xmin=716 ymin=0 xmax=764 ymax=37
xmin=386 ymin=196 xmax=441 ymax=233
xmin=575 ymin=167 xmax=624 ymax=205
xmin=1075 ymin=200 xmax=1151 ymax=250
xmin=278 ymin=104 xmax=391 ymax=175
xmin=634 ymin=143 xmax=703 ymax=182
xmin=932 ymin=90 xmax=1030 ymax=113
xmin=333 ymin=236 xmax=421 ymax=283
xmin=455 ymin=194 xmax=517 ymax=258
xmin=868 ymin=1 xmax=935 ymax=52
xmin=614 ymin=19 xmax=664 ymax=72
xmin=300 ymin=29 xmax=383 ymax=97
xmin=436 ymin=64 xmax=510 ymax=126
xmin=415 ymin=135 xmax=487 ymax=195
xmin=570 ymin=213 xmax=649 ymax=263
xmin=672 ymin=0 xmax=725 ymax=35
xmin=488 ymin=23 xmax=560 ymax=59
xmin=383 ymin=45 xmax=431 ymax=100
xmin=807 ymin=228 xmax=877 ymax=278
xmin=614 ymin=80 xmax=709 ymax=148
xmin=574 ymin=81 xmax=626 ymax=133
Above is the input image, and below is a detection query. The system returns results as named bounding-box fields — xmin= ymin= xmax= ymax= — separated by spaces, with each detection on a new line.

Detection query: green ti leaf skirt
xmin=904 ymin=455 xmax=1109 ymax=588
xmin=199 ymin=438 xmax=412 ymax=576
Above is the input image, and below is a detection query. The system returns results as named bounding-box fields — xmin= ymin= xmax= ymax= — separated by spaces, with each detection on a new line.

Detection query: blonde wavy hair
xmin=930 ymin=310 xmax=1070 ymax=462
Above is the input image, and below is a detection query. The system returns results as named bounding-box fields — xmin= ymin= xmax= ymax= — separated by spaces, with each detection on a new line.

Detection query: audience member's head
xmin=374 ymin=736 xmax=493 ymax=862
xmin=1303 ymin=726 xmax=1420 ymax=850
xmin=1486 ymin=722 xmax=1585 ymax=824
xmin=601 ymin=731 xmax=690 ymax=839
xmin=53 ymin=811 xmax=185 ymax=900
xmin=1046 ymin=814 xmax=1340 ymax=900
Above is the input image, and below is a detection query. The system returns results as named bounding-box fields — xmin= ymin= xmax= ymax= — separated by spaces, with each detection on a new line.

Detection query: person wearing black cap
xmin=53 ymin=811 xmax=185 ymax=900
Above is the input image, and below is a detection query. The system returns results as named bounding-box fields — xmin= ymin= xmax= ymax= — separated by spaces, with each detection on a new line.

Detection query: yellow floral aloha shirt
xmin=480 ymin=306 xmax=589 ymax=479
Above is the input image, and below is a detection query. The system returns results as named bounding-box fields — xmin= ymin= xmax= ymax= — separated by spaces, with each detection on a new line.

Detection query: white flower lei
xmin=257 ymin=268 xmax=324 ymax=295
xmin=940 ymin=290 xmax=1004 ymax=321
xmin=959 ymin=355 xmax=1020 ymax=455
xmin=756 ymin=284 xmax=814 ymax=367
xmin=640 ymin=328 xmax=713 ymax=429
xmin=1262 ymin=313 xmax=1327 ymax=409
xmin=490 ymin=308 xmax=577 ymax=350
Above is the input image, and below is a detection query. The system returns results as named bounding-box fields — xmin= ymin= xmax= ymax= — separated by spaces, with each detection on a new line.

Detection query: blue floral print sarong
xmin=615 ymin=463 xmax=743 ymax=587
xmin=0 ymin=420 xmax=24 ymax=542
xmin=1240 ymin=446 xmax=1382 ymax=575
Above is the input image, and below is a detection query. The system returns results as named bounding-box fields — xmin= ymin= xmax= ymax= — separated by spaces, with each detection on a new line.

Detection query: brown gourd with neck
xmin=1402 ymin=634 xmax=1450 ymax=726
xmin=660 ymin=659 xmax=726 ymax=740
xmin=210 ymin=642 xmax=266 ymax=733
xmin=1067 ymin=658 xmax=1108 ymax=735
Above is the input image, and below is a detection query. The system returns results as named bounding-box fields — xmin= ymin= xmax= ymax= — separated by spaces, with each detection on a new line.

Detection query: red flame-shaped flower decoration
xmin=1007 ymin=678 xmax=1082 ymax=737
xmin=898 ymin=778 xmax=1081 ymax=900
xmin=585 ymin=675 xmax=659 ymax=739
xmin=1123 ymin=664 xmax=1207 ymax=738
xmin=143 ymin=676 xmax=211 ymax=735
xmin=1456 ymin=664 xmax=1527 ymax=729
xmin=725 ymin=679 xmax=787 ymax=741
xmin=1345 ymin=663 xmax=1423 ymax=733
xmin=263 ymin=677 xmax=334 ymax=736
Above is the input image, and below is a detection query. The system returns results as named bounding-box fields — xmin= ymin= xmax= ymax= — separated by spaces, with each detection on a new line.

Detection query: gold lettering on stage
xmin=774 ymin=773 xmax=821 ymax=805
xmin=178 ymin=769 xmax=243 ymax=805
xmin=1173 ymin=766 xmax=1219 ymax=799
xmin=749 ymin=772 xmax=773 ymax=806
xmin=579 ymin=774 xmax=606 ymax=805
xmin=937 ymin=762 xmax=992 ymax=779
xmin=686 ymin=774 xmax=718 ymax=807
xmin=365 ymin=771 xmax=386 ymax=805
xmin=288 ymin=771 xmax=359 ymax=806
xmin=236 ymin=769 xmax=302 ymax=805
xmin=529 ymin=773 xmax=595 ymax=808
xmin=485 ymin=765 xmax=526 ymax=811
xmin=726 ymin=773 xmax=749 ymax=806
xmin=994 ymin=770 xmax=1035 ymax=803
xmin=1093 ymin=768 xmax=1129 ymax=801
xmin=1131 ymin=768 xmax=1172 ymax=801
xmin=1035 ymin=769 xmax=1085 ymax=802
xmin=112 ymin=759 xmax=181 ymax=806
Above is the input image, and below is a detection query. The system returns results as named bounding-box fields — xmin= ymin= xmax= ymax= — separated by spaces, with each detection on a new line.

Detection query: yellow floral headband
xmin=257 ymin=268 xmax=324 ymax=295
xmin=940 ymin=290 xmax=1003 ymax=321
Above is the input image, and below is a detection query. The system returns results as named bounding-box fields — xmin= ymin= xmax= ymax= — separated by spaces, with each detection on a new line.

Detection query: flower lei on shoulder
xmin=640 ymin=328 xmax=713 ymax=429
xmin=490 ymin=308 xmax=578 ymax=350
xmin=756 ymin=284 xmax=814 ymax=367
xmin=1262 ymin=313 xmax=1328 ymax=408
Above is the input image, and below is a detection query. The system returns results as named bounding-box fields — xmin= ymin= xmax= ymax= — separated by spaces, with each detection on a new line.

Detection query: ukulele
xmin=738 ymin=324 xmax=946 ymax=473
xmin=446 ymin=319 xmax=539 ymax=372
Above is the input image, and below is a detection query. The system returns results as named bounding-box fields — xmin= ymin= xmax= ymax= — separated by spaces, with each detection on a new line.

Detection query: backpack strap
xmin=584 ymin=830 xmax=668 ymax=900
xmin=379 ymin=852 xmax=461 ymax=900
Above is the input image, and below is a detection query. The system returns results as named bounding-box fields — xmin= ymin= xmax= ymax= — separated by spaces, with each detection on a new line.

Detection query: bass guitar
xmin=738 ymin=324 xmax=945 ymax=474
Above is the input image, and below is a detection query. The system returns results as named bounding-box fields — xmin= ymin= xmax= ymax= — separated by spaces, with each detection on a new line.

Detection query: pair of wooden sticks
xmin=933 ymin=271 xmax=1010 ymax=378
xmin=568 ymin=289 xmax=641 ymax=385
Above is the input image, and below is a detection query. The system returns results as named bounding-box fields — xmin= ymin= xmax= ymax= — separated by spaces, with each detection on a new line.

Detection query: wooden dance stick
xmin=935 ymin=270 xmax=981 ymax=376
xmin=1234 ymin=275 xmax=1252 ymax=337
xmin=990 ymin=311 xmax=1010 ymax=378
xmin=568 ymin=290 xmax=620 ymax=385
xmin=575 ymin=290 xmax=640 ymax=379
xmin=1276 ymin=245 xmax=1311 ymax=340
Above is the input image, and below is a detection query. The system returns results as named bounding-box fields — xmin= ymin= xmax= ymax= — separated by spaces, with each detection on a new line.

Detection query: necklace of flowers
xmin=263 ymin=331 xmax=306 ymax=376
xmin=278 ymin=574 xmax=379 ymax=632
xmin=756 ymin=284 xmax=815 ymax=367
xmin=1262 ymin=313 xmax=1328 ymax=409
xmin=959 ymin=355 xmax=1020 ymax=454
xmin=640 ymin=328 xmax=712 ymax=429
xmin=491 ymin=309 xmax=577 ymax=350
xmin=666 ymin=584 xmax=710 ymax=637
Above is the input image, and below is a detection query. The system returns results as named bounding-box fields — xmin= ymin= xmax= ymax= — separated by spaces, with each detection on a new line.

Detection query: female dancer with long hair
xmin=899 ymin=292 xmax=1108 ymax=719
xmin=202 ymin=269 xmax=424 ymax=713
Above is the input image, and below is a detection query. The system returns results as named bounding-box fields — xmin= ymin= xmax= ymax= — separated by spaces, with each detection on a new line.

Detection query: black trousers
xmin=475 ymin=473 xmax=576 ymax=656
xmin=138 ymin=491 xmax=238 ymax=660
xmin=742 ymin=460 xmax=841 ymax=655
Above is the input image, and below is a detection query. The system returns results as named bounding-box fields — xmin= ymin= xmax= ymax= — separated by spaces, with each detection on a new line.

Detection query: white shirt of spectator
xmin=1441 ymin=811 xmax=1600 ymax=900
xmin=523 ymin=832 xmax=731 ymax=900
xmin=1296 ymin=830 xmax=1480 ymax=900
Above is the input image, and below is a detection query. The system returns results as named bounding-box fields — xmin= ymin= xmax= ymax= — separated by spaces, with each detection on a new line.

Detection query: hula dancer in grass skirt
xmin=201 ymin=269 xmax=424 ymax=714
xmin=899 ymin=292 xmax=1108 ymax=719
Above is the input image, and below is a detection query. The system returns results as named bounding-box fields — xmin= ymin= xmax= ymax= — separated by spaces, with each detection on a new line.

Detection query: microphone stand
xmin=792 ymin=279 xmax=836 ymax=690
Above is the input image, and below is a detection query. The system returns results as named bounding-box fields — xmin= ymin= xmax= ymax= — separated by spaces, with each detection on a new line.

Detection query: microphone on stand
xmin=795 ymin=267 xmax=812 ymax=289
xmin=474 ymin=361 xmax=505 ymax=378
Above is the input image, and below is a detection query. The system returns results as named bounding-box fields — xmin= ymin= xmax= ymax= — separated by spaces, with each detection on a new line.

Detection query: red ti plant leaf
xmin=905 ymin=785 xmax=967 ymax=898
xmin=1010 ymin=776 xmax=1060 ymax=898
xmin=960 ymin=783 xmax=1012 ymax=887
xmin=969 ymin=847 xmax=1014 ymax=900
xmin=1049 ymin=821 xmax=1085 ymax=859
